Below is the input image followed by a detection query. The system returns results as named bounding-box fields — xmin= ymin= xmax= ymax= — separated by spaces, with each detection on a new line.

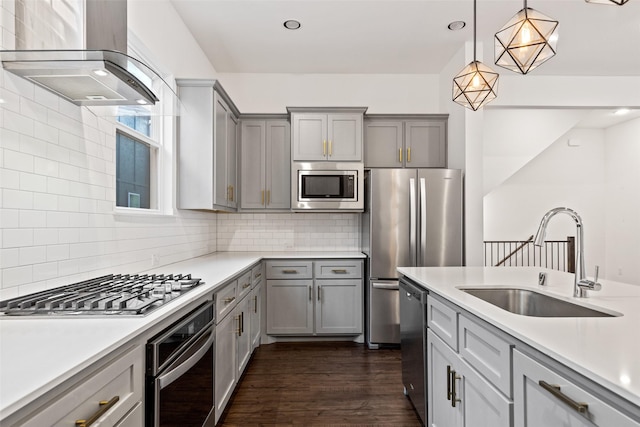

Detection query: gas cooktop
xmin=0 ymin=273 xmax=205 ymax=317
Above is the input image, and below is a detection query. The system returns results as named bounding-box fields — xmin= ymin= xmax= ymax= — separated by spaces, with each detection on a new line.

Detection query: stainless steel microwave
xmin=292 ymin=162 xmax=364 ymax=211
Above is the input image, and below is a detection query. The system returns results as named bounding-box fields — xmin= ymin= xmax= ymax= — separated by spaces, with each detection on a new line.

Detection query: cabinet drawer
xmin=215 ymin=280 xmax=238 ymax=322
xmin=237 ymin=270 xmax=252 ymax=301
xmin=266 ymin=260 xmax=313 ymax=279
xmin=459 ymin=314 xmax=512 ymax=397
xmin=315 ymin=260 xmax=362 ymax=279
xmin=21 ymin=345 xmax=143 ymax=427
xmin=251 ymin=263 xmax=263 ymax=286
xmin=513 ymin=350 xmax=638 ymax=427
xmin=427 ymin=295 xmax=458 ymax=351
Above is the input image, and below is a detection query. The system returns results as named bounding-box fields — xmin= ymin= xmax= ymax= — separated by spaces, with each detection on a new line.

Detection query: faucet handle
xmin=594 ymin=265 xmax=599 ymax=283
xmin=578 ymin=265 xmax=602 ymax=292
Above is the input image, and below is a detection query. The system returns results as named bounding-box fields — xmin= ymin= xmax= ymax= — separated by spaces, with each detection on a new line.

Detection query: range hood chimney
xmin=0 ymin=0 xmax=170 ymax=107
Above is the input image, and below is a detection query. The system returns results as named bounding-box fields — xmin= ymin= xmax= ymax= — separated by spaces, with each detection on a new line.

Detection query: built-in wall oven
xmin=292 ymin=162 xmax=364 ymax=211
xmin=146 ymin=301 xmax=215 ymax=427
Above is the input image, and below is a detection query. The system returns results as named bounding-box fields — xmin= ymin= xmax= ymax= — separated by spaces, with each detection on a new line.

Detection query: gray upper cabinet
xmin=177 ymin=80 xmax=240 ymax=211
xmin=240 ymin=117 xmax=291 ymax=210
xmin=364 ymin=115 xmax=448 ymax=168
xmin=288 ymin=107 xmax=367 ymax=162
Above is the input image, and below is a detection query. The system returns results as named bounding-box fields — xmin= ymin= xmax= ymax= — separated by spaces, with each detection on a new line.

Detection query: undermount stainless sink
xmin=459 ymin=288 xmax=617 ymax=318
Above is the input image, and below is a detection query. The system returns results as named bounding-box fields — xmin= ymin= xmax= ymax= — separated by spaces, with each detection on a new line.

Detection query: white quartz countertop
xmin=0 ymin=251 xmax=364 ymax=420
xmin=397 ymin=266 xmax=640 ymax=409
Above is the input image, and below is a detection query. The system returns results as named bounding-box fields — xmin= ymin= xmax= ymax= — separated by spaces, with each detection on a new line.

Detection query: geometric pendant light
xmin=452 ymin=0 xmax=500 ymax=111
xmin=494 ymin=0 xmax=559 ymax=74
xmin=585 ymin=0 xmax=629 ymax=4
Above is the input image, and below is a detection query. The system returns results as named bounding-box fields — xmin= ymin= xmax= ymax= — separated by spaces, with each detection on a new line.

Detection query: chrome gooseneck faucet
xmin=533 ymin=207 xmax=601 ymax=298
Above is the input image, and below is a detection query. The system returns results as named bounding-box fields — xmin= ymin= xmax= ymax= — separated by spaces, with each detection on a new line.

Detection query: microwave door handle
xmin=409 ymin=177 xmax=417 ymax=266
xmin=157 ymin=326 xmax=214 ymax=390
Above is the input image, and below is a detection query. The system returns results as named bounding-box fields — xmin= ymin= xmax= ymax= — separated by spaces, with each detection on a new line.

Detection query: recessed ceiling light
xmin=614 ymin=108 xmax=631 ymax=115
xmin=284 ymin=20 xmax=301 ymax=30
xmin=136 ymin=99 xmax=149 ymax=105
xmin=448 ymin=21 xmax=466 ymax=31
xmin=93 ymin=69 xmax=109 ymax=77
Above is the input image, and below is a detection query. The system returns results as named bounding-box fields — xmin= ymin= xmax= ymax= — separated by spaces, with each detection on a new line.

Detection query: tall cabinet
xmin=240 ymin=116 xmax=291 ymax=210
xmin=177 ymin=80 xmax=240 ymax=211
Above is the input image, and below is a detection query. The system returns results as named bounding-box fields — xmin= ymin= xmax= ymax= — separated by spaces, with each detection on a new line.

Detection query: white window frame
xmin=113 ymin=33 xmax=176 ymax=217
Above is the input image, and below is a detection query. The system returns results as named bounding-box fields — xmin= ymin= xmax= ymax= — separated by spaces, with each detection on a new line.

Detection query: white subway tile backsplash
xmin=1 ymin=247 xmax=19 ymax=268
xmin=19 ymin=134 xmax=48 ymax=157
xmin=20 ymin=96 xmax=48 ymax=123
xmin=33 ymin=192 xmax=58 ymax=210
xmin=33 ymin=228 xmax=58 ymax=246
xmin=46 ymin=211 xmax=70 ymax=228
xmin=0 ymin=168 xmax=20 ymax=189
xmin=3 ymin=107 xmax=34 ymax=136
xmin=19 ymin=245 xmax=46 ymax=265
xmin=2 ymin=188 xmax=33 ymax=209
xmin=3 ymin=228 xmax=33 ymax=247
xmin=2 ymin=265 xmax=33 ymax=287
xmin=19 ymin=171 xmax=47 ymax=192
xmin=0 ymin=128 xmax=20 ymax=151
xmin=34 ymin=121 xmax=59 ymax=144
xmin=32 ymin=261 xmax=58 ymax=282
xmin=46 ymin=244 xmax=69 ymax=262
xmin=19 ymin=209 xmax=46 ymax=228
xmin=34 ymin=85 xmax=60 ymax=111
xmin=4 ymin=149 xmax=34 ymax=172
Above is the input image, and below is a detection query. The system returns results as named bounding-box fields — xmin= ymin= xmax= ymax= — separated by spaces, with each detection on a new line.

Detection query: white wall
xmin=604 ymin=118 xmax=640 ymax=285
xmin=216 ymin=73 xmax=441 ymax=114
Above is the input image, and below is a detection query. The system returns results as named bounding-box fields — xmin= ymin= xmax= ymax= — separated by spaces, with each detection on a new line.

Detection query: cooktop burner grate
xmin=0 ymin=273 xmax=204 ymax=316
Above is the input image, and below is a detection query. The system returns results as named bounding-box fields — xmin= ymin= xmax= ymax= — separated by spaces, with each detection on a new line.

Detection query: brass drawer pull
xmin=242 ymin=283 xmax=250 ymax=289
xmin=407 ymin=147 xmax=411 ymax=163
xmin=224 ymin=296 xmax=236 ymax=305
xmin=539 ymin=381 xmax=589 ymax=413
xmin=282 ymin=269 xmax=298 ymax=274
xmin=75 ymin=396 xmax=119 ymax=427
xmin=399 ymin=148 xmax=402 ymax=162
xmin=254 ymin=272 xmax=262 ymax=279
xmin=331 ymin=269 xmax=348 ymax=274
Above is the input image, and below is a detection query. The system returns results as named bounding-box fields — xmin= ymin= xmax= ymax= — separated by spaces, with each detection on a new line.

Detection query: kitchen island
xmin=398 ymin=266 xmax=640 ymax=426
xmin=0 ymin=251 xmax=365 ymax=425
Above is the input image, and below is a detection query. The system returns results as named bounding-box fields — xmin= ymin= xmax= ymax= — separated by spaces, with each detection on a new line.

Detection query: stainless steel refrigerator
xmin=361 ymin=168 xmax=463 ymax=348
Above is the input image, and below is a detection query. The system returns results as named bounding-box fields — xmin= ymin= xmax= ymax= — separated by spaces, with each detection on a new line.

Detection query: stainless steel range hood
xmin=0 ymin=0 xmax=172 ymax=108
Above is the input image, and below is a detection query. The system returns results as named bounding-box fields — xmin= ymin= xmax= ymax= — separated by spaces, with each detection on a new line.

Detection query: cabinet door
xmin=315 ymin=279 xmax=362 ymax=334
xmin=266 ymin=279 xmax=314 ymax=334
xmin=236 ymin=296 xmax=252 ymax=377
xmin=327 ymin=113 xmax=362 ymax=161
xmin=428 ymin=330 xmax=462 ymax=427
xmin=513 ymin=350 xmax=638 ymax=427
xmin=227 ymin=114 xmax=238 ymax=208
xmin=215 ymin=311 xmax=237 ymax=424
xmin=240 ymin=121 xmax=266 ymax=209
xmin=405 ymin=120 xmax=446 ymax=168
xmin=250 ymin=281 xmax=263 ymax=350
xmin=266 ymin=120 xmax=291 ymax=209
xmin=292 ymin=113 xmax=327 ymax=161
xmin=214 ymin=93 xmax=229 ymax=207
xmin=364 ymin=120 xmax=404 ymax=167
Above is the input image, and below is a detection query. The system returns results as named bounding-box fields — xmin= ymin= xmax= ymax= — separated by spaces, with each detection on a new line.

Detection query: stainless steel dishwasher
xmin=400 ymin=277 xmax=428 ymax=424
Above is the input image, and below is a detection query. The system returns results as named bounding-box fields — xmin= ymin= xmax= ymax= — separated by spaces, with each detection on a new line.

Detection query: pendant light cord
xmin=473 ymin=0 xmax=477 ymax=61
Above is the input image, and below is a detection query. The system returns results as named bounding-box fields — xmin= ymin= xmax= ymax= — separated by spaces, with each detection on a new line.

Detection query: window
xmin=114 ymin=34 xmax=176 ymax=215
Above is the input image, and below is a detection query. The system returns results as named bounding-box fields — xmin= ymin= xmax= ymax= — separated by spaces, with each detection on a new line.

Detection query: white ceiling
xmin=170 ymin=0 xmax=640 ymax=76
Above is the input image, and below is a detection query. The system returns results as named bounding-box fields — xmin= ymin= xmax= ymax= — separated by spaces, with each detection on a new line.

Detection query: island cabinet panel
xmin=16 ymin=345 xmax=144 ymax=427
xmin=513 ymin=350 xmax=640 ymax=427
xmin=428 ymin=330 xmax=512 ymax=427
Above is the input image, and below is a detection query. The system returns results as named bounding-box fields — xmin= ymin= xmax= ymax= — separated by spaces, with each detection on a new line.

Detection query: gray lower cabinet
xmin=513 ymin=350 xmax=639 ymax=427
xmin=177 ymin=80 xmax=240 ymax=211
xmin=266 ymin=259 xmax=363 ymax=336
xmin=288 ymin=107 xmax=366 ymax=162
xmin=240 ymin=118 xmax=291 ymax=210
xmin=364 ymin=116 xmax=447 ymax=168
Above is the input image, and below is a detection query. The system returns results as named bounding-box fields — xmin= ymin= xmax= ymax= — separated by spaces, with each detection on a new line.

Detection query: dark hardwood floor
xmin=219 ymin=341 xmax=422 ymax=427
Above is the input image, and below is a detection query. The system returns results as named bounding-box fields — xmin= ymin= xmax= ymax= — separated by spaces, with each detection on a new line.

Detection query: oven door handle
xmin=157 ymin=326 xmax=215 ymax=390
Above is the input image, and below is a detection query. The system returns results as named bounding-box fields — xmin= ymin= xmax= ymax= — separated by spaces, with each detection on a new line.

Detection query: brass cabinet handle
xmin=407 ymin=147 xmax=411 ymax=163
xmin=308 ymin=286 xmax=312 ymax=301
xmin=75 ymin=396 xmax=119 ymax=427
xmin=242 ymin=283 xmax=250 ymax=289
xmin=224 ymin=296 xmax=236 ymax=305
xmin=267 ymin=190 xmax=271 ymax=205
xmin=317 ymin=285 xmax=321 ymax=301
xmin=331 ymin=269 xmax=348 ymax=274
xmin=230 ymin=185 xmax=234 ymax=201
xmin=451 ymin=368 xmax=461 ymax=407
xmin=329 ymin=140 xmax=332 ymax=156
xmin=261 ymin=190 xmax=265 ymax=205
xmin=323 ymin=140 xmax=327 ymax=156
xmin=254 ymin=295 xmax=258 ymax=313
xmin=254 ymin=272 xmax=262 ymax=279
xmin=282 ymin=269 xmax=298 ymax=274
xmin=236 ymin=314 xmax=241 ymax=336
xmin=241 ymin=311 xmax=244 ymax=335
xmin=539 ymin=381 xmax=589 ymax=413
xmin=227 ymin=185 xmax=234 ymax=201
xmin=399 ymin=148 xmax=402 ymax=163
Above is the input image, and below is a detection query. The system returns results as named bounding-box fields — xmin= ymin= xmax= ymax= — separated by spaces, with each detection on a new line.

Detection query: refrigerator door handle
xmin=420 ymin=177 xmax=427 ymax=266
xmin=409 ymin=177 xmax=417 ymax=266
